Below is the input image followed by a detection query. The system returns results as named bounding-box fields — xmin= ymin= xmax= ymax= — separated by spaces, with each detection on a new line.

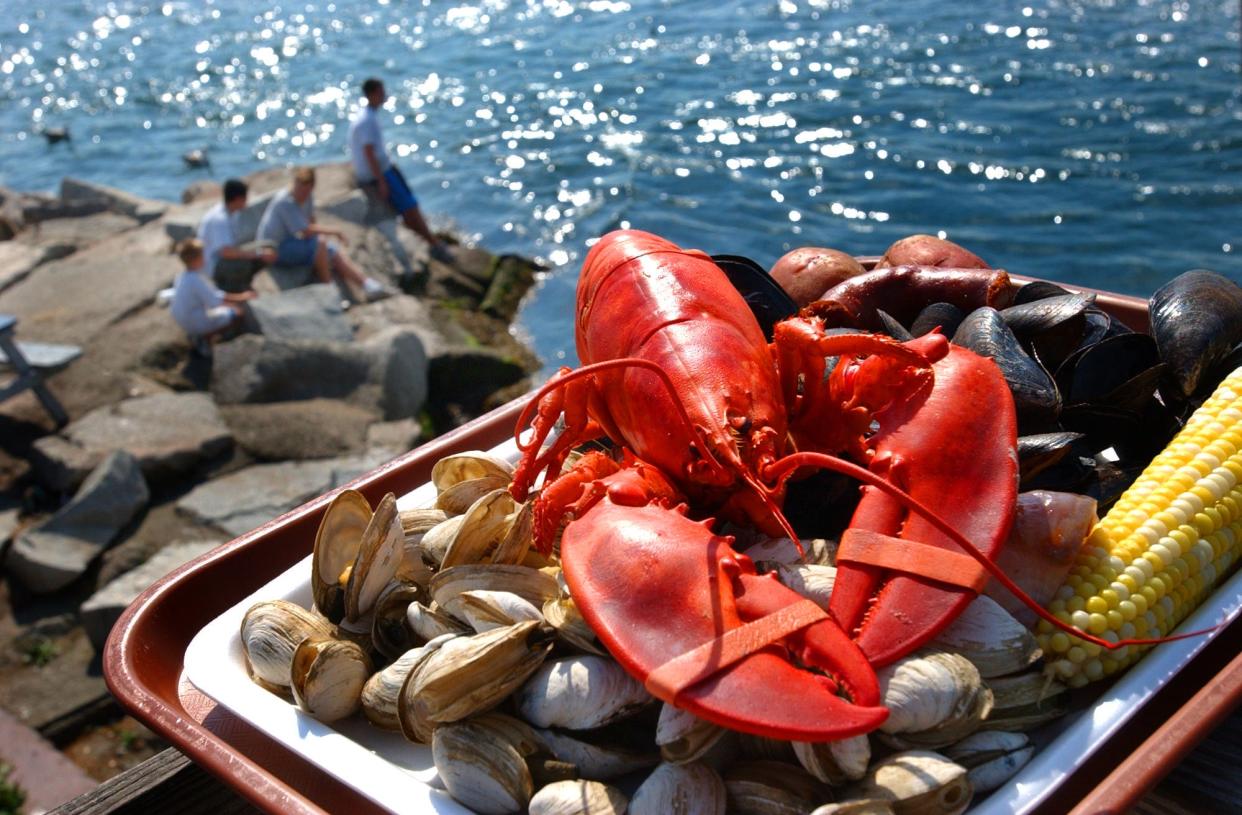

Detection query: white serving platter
xmin=184 ymin=434 xmax=1242 ymax=815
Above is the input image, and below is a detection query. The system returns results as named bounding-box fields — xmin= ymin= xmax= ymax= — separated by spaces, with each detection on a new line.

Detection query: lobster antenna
xmin=764 ymin=451 xmax=1220 ymax=651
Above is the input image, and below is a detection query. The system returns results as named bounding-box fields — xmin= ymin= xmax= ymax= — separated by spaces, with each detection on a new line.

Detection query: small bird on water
xmin=182 ymin=148 xmax=211 ymax=169
xmin=41 ymin=126 xmax=71 ymax=145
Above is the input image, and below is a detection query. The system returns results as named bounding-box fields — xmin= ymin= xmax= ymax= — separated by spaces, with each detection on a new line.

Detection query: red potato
xmin=770 ymin=247 xmax=866 ymax=307
xmin=878 ymin=234 xmax=991 ymax=270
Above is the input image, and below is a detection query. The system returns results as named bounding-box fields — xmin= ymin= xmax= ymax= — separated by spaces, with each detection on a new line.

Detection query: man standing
xmin=348 ymin=77 xmax=453 ymax=263
xmin=257 ymin=166 xmax=393 ymax=301
xmin=197 ymin=178 xmax=276 ymax=291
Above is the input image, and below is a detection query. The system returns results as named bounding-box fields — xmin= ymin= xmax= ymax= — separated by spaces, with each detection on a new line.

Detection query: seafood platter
xmin=184 ymin=230 xmax=1242 ymax=814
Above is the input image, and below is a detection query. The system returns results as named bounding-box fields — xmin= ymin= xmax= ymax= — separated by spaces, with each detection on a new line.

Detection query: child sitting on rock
xmin=170 ymin=238 xmax=255 ymax=352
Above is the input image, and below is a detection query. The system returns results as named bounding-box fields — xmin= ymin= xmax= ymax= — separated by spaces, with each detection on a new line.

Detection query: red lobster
xmin=509 ymin=229 xmax=1019 ymax=741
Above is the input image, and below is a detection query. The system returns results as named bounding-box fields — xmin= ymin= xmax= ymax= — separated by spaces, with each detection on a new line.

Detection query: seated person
xmin=197 ymin=178 xmax=277 ymax=291
xmin=256 ymin=166 xmax=393 ymax=301
xmin=170 ymin=238 xmax=255 ymax=349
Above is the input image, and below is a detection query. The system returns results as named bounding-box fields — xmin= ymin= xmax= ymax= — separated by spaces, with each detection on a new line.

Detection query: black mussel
xmin=911 ymin=302 xmax=966 ymax=339
xmin=713 ymin=254 xmax=798 ymax=341
xmin=1149 ymin=270 xmax=1242 ymax=398
xmin=1012 ymin=279 xmax=1073 ymax=305
xmin=876 ymin=309 xmax=914 ymax=342
xmin=1018 ymin=431 xmax=1085 ymax=486
xmin=1055 ymin=333 xmax=1162 ymax=408
xmin=952 ymin=307 xmax=1061 ymax=428
xmin=1077 ymin=309 xmax=1113 ymax=350
xmin=1000 ymin=293 xmax=1095 ymax=339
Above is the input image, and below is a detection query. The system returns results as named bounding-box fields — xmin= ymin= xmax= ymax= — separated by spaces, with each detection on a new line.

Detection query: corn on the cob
xmin=1038 ymin=365 xmax=1242 ymax=687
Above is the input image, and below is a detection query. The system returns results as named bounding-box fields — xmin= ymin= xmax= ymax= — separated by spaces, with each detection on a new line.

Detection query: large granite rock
xmin=60 ymin=177 xmax=167 ymax=224
xmin=246 ymin=284 xmax=353 ymax=342
xmin=220 ymin=399 xmax=375 ymax=461
xmin=79 ymin=540 xmax=220 ymax=650
xmin=176 ymin=453 xmax=389 ymax=537
xmin=30 ymin=392 xmax=234 ymax=493
xmin=5 ymin=451 xmax=150 ymax=593
xmin=212 ymin=327 xmax=428 ymax=420
xmin=17 ymin=212 xmax=141 ymax=256
xmin=0 ymin=241 xmax=52 ymax=294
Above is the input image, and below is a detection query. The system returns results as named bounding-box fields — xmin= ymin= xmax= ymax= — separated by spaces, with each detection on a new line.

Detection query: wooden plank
xmin=47 ymin=748 xmax=260 ymax=815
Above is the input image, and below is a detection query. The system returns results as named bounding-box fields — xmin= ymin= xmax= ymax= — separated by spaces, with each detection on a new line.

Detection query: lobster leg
xmin=828 ymin=339 xmax=1019 ymax=666
xmin=560 ymin=476 xmax=887 ymax=741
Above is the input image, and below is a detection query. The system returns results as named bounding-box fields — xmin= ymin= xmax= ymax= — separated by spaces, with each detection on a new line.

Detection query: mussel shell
xmin=1011 ymin=279 xmax=1072 ymax=305
xmin=952 ymin=307 xmax=1060 ymax=426
xmin=1000 ymin=293 xmax=1094 ymax=340
xmin=713 ymin=254 xmax=798 ymax=341
xmin=1054 ymin=333 xmax=1162 ymax=407
xmin=910 ymin=302 xmax=966 ymax=339
xmin=1149 ymin=269 xmax=1242 ymax=398
xmin=1017 ymin=432 xmax=1084 ymax=485
xmin=876 ymin=309 xmax=914 ymax=342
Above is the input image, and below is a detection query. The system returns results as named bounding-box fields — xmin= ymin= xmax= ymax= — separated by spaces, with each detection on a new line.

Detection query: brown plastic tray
xmin=104 ymin=281 xmax=1241 ymax=814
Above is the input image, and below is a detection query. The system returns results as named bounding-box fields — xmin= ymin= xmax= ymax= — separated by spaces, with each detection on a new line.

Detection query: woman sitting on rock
xmin=170 ymin=238 xmax=254 ymax=352
xmin=257 ymin=166 xmax=393 ymax=302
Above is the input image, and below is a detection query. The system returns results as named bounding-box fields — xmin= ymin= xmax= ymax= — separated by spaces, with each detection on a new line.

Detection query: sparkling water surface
xmin=1 ymin=0 xmax=1238 ymax=374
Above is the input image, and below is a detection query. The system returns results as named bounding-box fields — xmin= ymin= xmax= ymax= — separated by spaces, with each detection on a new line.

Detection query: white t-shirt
xmin=170 ymin=268 xmax=231 ymax=337
xmin=197 ymin=201 xmax=238 ymax=280
xmin=348 ymin=105 xmax=391 ymax=183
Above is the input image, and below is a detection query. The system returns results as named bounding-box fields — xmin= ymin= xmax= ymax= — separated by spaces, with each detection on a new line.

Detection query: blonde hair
xmin=293 ymin=166 xmax=316 ymax=185
xmin=177 ymin=237 xmax=204 ymax=265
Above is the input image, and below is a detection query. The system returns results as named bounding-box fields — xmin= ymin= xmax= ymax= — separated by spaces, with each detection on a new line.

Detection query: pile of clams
xmin=241 ymin=448 xmax=1064 ymax=815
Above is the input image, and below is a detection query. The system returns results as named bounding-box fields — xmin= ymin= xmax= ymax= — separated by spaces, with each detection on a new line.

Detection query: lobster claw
xmin=829 ymin=339 xmax=1019 ymax=666
xmin=561 ymin=492 xmax=887 ymax=742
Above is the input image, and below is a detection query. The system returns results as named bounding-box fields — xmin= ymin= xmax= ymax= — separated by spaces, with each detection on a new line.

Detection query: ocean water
xmin=1 ymin=0 xmax=1238 ymax=373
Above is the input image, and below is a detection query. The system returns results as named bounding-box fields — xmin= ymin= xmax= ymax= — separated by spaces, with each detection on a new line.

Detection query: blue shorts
xmin=276 ymin=235 xmax=336 ymax=266
xmin=384 ymin=166 xmax=418 ymax=214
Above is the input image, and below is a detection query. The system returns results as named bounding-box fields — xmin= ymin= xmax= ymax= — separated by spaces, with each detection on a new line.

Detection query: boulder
xmin=176 ymin=452 xmax=390 ymax=537
xmin=5 ymin=451 xmax=149 ymax=593
xmin=428 ymin=345 xmax=529 ymax=419
xmin=246 ymin=284 xmax=353 ymax=342
xmin=318 ymin=190 xmax=371 ymax=225
xmin=30 ymin=392 xmax=233 ymax=493
xmin=347 ymin=293 xmax=446 ymax=354
xmin=0 ymin=242 xmax=51 ymax=294
xmin=163 ymin=215 xmax=197 ymax=244
xmin=79 ymin=540 xmax=220 ymax=650
xmin=220 ymin=399 xmax=375 ymax=461
xmin=212 ymin=327 xmax=428 ymax=420
xmin=17 ymin=212 xmax=141 ymax=256
xmin=60 ymin=177 xmax=167 ymax=224
xmin=252 ymin=264 xmax=317 ymax=293
xmin=366 ymin=418 xmax=422 ymax=456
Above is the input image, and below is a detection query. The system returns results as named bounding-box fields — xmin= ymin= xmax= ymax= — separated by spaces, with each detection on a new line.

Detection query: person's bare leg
xmin=401 ymin=206 xmax=440 ymax=247
xmin=312 ymin=241 xmax=332 ymax=283
xmin=332 ymin=250 xmax=368 ymax=288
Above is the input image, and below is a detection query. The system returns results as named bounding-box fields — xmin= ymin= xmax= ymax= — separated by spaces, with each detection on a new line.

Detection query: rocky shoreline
xmin=0 ymin=163 xmax=543 ymax=802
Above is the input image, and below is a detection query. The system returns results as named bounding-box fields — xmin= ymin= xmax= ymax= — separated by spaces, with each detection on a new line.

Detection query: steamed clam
xmin=516 ymin=654 xmax=654 ymax=730
xmin=289 ymin=636 xmax=372 ymax=723
xmin=630 ymin=761 xmax=727 ymax=815
xmin=311 ymin=490 xmax=403 ymax=626
xmin=240 ymin=599 xmax=335 ymax=690
xmin=528 ymin=779 xmax=628 ymax=815
xmin=877 ymin=651 xmax=993 ymax=750
xmin=852 ymin=751 xmax=972 ymax=815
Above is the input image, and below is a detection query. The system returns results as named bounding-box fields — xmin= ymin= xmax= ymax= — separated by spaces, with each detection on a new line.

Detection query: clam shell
xmin=406 ymin=601 xmax=472 ymax=642
xmin=853 ymin=751 xmax=972 ymax=815
xmin=542 ymin=594 xmax=605 ymax=655
xmin=516 ymin=655 xmax=654 ymax=730
xmin=529 ymin=779 xmax=628 ymax=815
xmin=240 ymin=600 xmax=335 ymax=687
xmin=398 ymin=507 xmax=446 ymax=583
xmin=491 ymin=499 xmax=534 ymax=566
xmin=454 ymin=589 xmax=545 ymax=633
xmin=312 ymin=489 xmax=372 ymax=622
xmin=420 ymin=515 xmax=465 ymax=569
xmin=742 ymin=536 xmax=835 ymax=566
xmin=436 ymin=475 xmax=513 ymax=516
xmin=399 ymin=621 xmax=555 ymax=743
xmin=928 ymin=595 xmax=1041 ymax=679
xmin=534 ymin=727 xmax=660 ymax=781
xmin=793 ymin=735 xmax=871 ymax=784
xmin=878 ymin=651 xmax=992 ymax=750
xmin=774 ymin=563 xmax=837 ymax=609
xmin=440 ymin=489 xmax=519 ymax=569
xmin=361 ymin=635 xmax=453 ymax=729
xmin=725 ymin=759 xmax=832 ymax=815
xmin=431 ymin=563 xmax=560 ymax=610
xmin=290 ymin=637 xmax=372 ymax=723
xmin=432 ymin=714 xmax=538 ymax=815
xmin=944 ymin=731 xmax=1034 ymax=794
xmin=631 ymin=761 xmax=727 ymax=815
xmin=432 ymin=451 xmax=515 ymax=492
xmin=656 ymin=703 xmax=728 ymax=765
xmin=371 ymin=580 xmax=423 ymax=660
xmin=980 ymin=672 xmax=1069 ymax=731
xmin=343 ymin=492 xmax=403 ymax=624
xmin=811 ymin=802 xmax=896 ymax=815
